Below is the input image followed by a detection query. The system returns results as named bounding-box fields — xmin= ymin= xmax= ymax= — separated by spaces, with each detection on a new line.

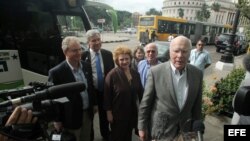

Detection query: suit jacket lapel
xmin=62 ymin=61 xmax=76 ymax=82
xmin=182 ymin=65 xmax=193 ymax=110
xmin=166 ymin=62 xmax=179 ymax=109
xmin=100 ymin=49 xmax=107 ymax=74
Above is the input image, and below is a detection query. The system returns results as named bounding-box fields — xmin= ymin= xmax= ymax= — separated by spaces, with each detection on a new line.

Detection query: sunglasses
xmin=146 ymin=50 xmax=156 ymax=53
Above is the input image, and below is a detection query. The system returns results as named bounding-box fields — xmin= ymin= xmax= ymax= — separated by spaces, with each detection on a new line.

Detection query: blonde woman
xmin=104 ymin=45 xmax=143 ymax=141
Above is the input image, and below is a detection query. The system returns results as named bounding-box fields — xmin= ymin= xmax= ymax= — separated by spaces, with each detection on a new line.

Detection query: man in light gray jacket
xmin=138 ymin=36 xmax=203 ymax=141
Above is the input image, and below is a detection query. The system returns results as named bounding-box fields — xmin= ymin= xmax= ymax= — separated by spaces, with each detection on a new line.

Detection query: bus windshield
xmin=139 ymin=17 xmax=154 ymax=26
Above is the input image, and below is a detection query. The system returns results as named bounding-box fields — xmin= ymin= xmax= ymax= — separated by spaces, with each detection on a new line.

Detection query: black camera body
xmin=0 ymin=82 xmax=85 ymax=140
xmin=234 ymin=86 xmax=250 ymax=116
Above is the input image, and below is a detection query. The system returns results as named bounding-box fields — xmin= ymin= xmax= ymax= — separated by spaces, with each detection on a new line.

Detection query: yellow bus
xmin=137 ymin=15 xmax=187 ymax=41
xmin=137 ymin=15 xmax=232 ymax=44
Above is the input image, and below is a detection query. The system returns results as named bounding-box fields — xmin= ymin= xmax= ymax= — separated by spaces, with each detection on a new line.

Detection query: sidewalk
xmin=202 ymin=55 xmax=245 ymax=141
xmin=100 ymin=32 xmax=130 ymax=43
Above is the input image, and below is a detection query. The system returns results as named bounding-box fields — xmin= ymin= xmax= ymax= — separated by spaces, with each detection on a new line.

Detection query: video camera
xmin=233 ymin=86 xmax=250 ymax=116
xmin=0 ymin=82 xmax=85 ymax=141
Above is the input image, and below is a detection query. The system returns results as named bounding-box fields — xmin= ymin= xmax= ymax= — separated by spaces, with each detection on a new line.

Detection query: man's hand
xmin=106 ymin=110 xmax=113 ymax=123
xmin=0 ymin=106 xmax=37 ymax=141
xmin=139 ymin=130 xmax=147 ymax=141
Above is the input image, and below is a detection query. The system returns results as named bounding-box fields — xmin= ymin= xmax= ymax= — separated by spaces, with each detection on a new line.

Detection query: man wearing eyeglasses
xmin=138 ymin=43 xmax=161 ymax=88
xmin=48 ymin=36 xmax=97 ymax=141
xmin=189 ymin=39 xmax=211 ymax=72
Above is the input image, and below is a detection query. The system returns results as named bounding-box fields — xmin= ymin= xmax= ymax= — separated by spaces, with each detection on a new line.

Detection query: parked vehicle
xmin=215 ymin=33 xmax=248 ymax=55
xmin=125 ymin=28 xmax=137 ymax=34
xmin=154 ymin=41 xmax=170 ymax=62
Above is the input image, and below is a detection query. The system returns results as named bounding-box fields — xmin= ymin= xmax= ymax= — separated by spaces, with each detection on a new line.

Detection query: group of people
xmin=139 ymin=30 xmax=158 ymax=46
xmin=1 ymin=30 xmax=216 ymax=141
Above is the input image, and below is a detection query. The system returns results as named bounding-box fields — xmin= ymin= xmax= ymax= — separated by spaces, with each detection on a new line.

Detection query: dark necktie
xmin=96 ymin=53 xmax=103 ymax=91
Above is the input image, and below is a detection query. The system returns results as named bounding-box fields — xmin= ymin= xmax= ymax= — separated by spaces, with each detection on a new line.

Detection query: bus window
xmin=158 ymin=20 xmax=168 ymax=33
xmin=139 ymin=17 xmax=154 ymax=26
xmin=0 ymin=0 xmax=91 ymax=84
xmin=178 ymin=23 xmax=185 ymax=34
xmin=190 ymin=24 xmax=195 ymax=34
xmin=57 ymin=15 xmax=85 ymax=37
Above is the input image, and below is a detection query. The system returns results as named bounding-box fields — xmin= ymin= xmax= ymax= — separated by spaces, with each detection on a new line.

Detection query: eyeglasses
xmin=197 ymin=44 xmax=204 ymax=46
xmin=69 ymin=48 xmax=83 ymax=53
xmin=146 ymin=50 xmax=156 ymax=53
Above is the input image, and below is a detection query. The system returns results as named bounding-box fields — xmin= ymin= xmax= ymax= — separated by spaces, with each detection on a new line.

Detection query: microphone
xmin=243 ymin=54 xmax=250 ymax=72
xmin=0 ymin=82 xmax=85 ymax=108
xmin=193 ymin=120 xmax=205 ymax=141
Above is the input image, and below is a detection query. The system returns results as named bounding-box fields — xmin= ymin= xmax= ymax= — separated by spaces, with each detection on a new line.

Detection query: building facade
xmin=162 ymin=0 xmax=249 ymax=31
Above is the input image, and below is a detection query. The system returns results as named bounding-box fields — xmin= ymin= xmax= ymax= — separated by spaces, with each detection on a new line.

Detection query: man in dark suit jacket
xmin=138 ymin=36 xmax=203 ymax=141
xmin=48 ymin=36 xmax=97 ymax=141
xmin=82 ymin=29 xmax=114 ymax=141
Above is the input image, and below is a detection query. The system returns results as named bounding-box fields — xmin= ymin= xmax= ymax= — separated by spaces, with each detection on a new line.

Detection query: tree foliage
xmin=146 ymin=8 xmax=162 ymax=16
xmin=178 ymin=8 xmax=184 ymax=18
xmin=84 ymin=6 xmax=111 ymax=27
xmin=196 ymin=3 xmax=211 ymax=22
xmin=237 ymin=0 xmax=250 ymax=20
xmin=211 ymin=2 xmax=221 ymax=12
xmin=116 ymin=11 xmax=132 ymax=28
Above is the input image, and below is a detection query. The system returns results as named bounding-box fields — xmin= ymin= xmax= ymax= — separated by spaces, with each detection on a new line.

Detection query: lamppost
xmin=216 ymin=1 xmax=241 ymax=70
xmin=219 ymin=9 xmax=240 ymax=63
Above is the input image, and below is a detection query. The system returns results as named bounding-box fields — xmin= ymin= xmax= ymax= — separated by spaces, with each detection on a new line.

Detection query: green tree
xmin=84 ymin=6 xmax=111 ymax=27
xmin=237 ymin=0 xmax=250 ymax=20
xmin=196 ymin=4 xmax=211 ymax=22
xmin=211 ymin=2 xmax=221 ymax=12
xmin=178 ymin=8 xmax=184 ymax=18
xmin=146 ymin=8 xmax=162 ymax=16
xmin=116 ymin=11 xmax=132 ymax=29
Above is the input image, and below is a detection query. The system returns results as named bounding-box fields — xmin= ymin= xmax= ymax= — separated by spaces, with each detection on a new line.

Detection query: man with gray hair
xmin=138 ymin=43 xmax=161 ymax=88
xmin=138 ymin=36 xmax=203 ymax=141
xmin=82 ymin=29 xmax=114 ymax=141
xmin=48 ymin=36 xmax=97 ymax=141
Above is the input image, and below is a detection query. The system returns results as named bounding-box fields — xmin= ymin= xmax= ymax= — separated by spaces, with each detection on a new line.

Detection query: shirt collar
xmin=170 ymin=62 xmax=186 ymax=75
xmin=90 ymin=48 xmax=101 ymax=55
xmin=66 ymin=60 xmax=82 ymax=72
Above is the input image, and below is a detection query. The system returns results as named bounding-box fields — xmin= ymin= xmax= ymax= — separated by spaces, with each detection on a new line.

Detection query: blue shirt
xmin=189 ymin=49 xmax=211 ymax=72
xmin=138 ymin=59 xmax=161 ymax=88
xmin=67 ymin=61 xmax=89 ymax=110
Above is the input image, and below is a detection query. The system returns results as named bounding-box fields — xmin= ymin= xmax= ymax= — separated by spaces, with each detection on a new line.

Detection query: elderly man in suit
xmin=48 ymin=36 xmax=97 ymax=141
xmin=82 ymin=29 xmax=115 ymax=141
xmin=138 ymin=36 xmax=203 ymax=141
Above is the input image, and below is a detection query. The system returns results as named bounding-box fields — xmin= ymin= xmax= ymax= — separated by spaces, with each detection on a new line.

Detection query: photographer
xmin=231 ymin=54 xmax=250 ymax=124
xmin=0 ymin=106 xmax=37 ymax=141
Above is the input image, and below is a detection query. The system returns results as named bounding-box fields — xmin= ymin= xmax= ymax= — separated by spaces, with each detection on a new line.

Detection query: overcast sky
xmin=102 ymin=0 xmax=163 ymax=14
